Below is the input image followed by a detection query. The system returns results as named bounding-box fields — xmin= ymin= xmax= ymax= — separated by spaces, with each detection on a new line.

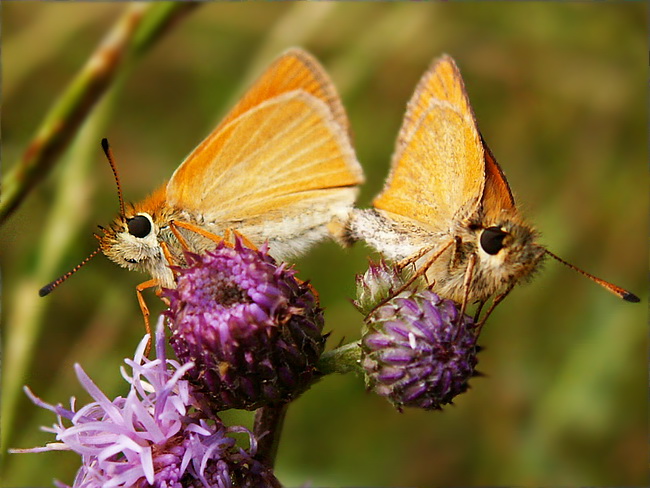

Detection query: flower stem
xmin=253 ymin=403 xmax=288 ymax=469
xmin=317 ymin=341 xmax=363 ymax=375
xmin=252 ymin=342 xmax=362 ymax=470
xmin=0 ymin=2 xmax=198 ymax=225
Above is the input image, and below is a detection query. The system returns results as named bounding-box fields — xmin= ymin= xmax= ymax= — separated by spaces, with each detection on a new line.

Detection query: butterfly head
xmin=98 ymin=210 xmax=163 ymax=273
xmin=471 ymin=212 xmax=546 ymax=288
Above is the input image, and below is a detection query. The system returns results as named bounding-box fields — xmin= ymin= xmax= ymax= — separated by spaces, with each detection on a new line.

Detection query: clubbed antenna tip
xmin=39 ymin=248 xmax=100 ymax=297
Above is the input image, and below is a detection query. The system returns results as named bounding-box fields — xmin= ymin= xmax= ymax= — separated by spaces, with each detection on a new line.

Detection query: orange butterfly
xmin=348 ymin=54 xmax=638 ymax=321
xmin=42 ymin=48 xmax=364 ymax=324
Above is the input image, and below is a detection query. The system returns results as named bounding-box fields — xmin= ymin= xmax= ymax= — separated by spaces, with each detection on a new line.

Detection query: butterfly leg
xmin=367 ymin=239 xmax=454 ymax=319
xmin=451 ymin=236 xmax=464 ymax=269
xmin=474 ymin=284 xmax=514 ymax=336
xmin=457 ymin=252 xmax=477 ymax=323
xmin=473 ymin=300 xmax=486 ymax=323
xmin=394 ymin=238 xmax=454 ymax=295
xmin=160 ymin=240 xmax=177 ymax=267
xmin=229 ymin=229 xmax=258 ymax=251
xmin=396 ymin=242 xmax=438 ymax=269
xmin=170 ymin=220 xmax=228 ymax=247
xmin=168 ymin=222 xmax=192 ymax=250
xmin=136 ymin=279 xmax=158 ymax=354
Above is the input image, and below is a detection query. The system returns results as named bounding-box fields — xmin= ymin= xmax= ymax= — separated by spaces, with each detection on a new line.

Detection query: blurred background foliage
xmin=1 ymin=2 xmax=646 ymax=487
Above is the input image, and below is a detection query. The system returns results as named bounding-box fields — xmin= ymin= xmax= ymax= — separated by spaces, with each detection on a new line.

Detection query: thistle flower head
xmin=361 ymin=289 xmax=479 ymax=411
xmin=164 ymin=238 xmax=325 ymax=412
xmin=13 ymin=320 xmax=279 ymax=488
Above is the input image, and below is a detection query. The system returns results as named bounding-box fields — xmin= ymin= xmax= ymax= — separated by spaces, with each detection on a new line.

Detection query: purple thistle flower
xmin=361 ymin=285 xmax=479 ymax=411
xmin=12 ymin=320 xmax=280 ymax=488
xmin=164 ymin=238 xmax=325 ymax=412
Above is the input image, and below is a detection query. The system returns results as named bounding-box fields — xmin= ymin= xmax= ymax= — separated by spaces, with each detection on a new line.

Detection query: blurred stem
xmin=0 ymin=2 xmax=198 ymax=225
xmin=253 ymin=342 xmax=363 ymax=468
xmin=253 ymin=403 xmax=288 ymax=470
xmin=1 ymin=92 xmax=116 ymax=450
xmin=252 ymin=342 xmax=362 ymax=468
xmin=1 ymin=1 xmax=197 ymax=451
xmin=240 ymin=2 xmax=336 ymax=90
xmin=317 ymin=341 xmax=362 ymax=375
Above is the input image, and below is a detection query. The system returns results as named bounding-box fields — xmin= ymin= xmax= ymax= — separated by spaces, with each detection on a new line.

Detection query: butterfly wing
xmin=373 ymin=55 xmax=485 ymax=231
xmin=166 ymin=50 xmax=363 ymax=258
xmin=212 ymin=47 xmax=351 ymax=138
xmin=480 ymin=133 xmax=517 ymax=221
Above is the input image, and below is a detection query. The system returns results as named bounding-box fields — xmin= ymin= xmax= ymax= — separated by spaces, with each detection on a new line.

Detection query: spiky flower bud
xmin=164 ymin=239 xmax=325 ymax=413
xmin=353 ymin=260 xmax=416 ymax=315
xmin=361 ymin=289 xmax=478 ymax=411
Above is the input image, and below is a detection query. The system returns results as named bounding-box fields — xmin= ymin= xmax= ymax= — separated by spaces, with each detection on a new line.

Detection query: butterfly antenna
xmin=544 ymin=249 xmax=639 ymax=303
xmin=101 ymin=138 xmax=125 ymax=216
xmin=39 ymin=248 xmax=100 ymax=297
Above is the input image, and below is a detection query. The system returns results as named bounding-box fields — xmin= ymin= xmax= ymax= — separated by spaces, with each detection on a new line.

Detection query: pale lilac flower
xmin=13 ymin=320 xmax=279 ymax=488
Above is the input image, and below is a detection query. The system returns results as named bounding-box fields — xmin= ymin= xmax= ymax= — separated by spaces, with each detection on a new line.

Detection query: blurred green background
xmin=2 ymin=2 xmax=646 ymax=487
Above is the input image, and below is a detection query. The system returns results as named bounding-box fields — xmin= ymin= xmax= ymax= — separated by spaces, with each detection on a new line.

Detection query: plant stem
xmin=0 ymin=2 xmax=198 ymax=225
xmin=253 ymin=403 xmax=288 ymax=469
xmin=251 ymin=342 xmax=362 ymax=469
xmin=317 ymin=340 xmax=363 ymax=375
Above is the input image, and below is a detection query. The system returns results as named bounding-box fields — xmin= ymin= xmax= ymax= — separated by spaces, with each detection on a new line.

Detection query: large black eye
xmin=480 ymin=226 xmax=508 ymax=255
xmin=127 ymin=215 xmax=151 ymax=238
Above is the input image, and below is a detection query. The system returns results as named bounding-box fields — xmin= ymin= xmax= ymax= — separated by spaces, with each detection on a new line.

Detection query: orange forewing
xmin=167 ymin=92 xmax=361 ymax=219
xmin=210 ymin=48 xmax=348 ymax=139
xmin=396 ymin=55 xmax=478 ymax=148
xmin=170 ymin=50 xmax=349 ymax=192
xmin=373 ymin=55 xmax=485 ymax=230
